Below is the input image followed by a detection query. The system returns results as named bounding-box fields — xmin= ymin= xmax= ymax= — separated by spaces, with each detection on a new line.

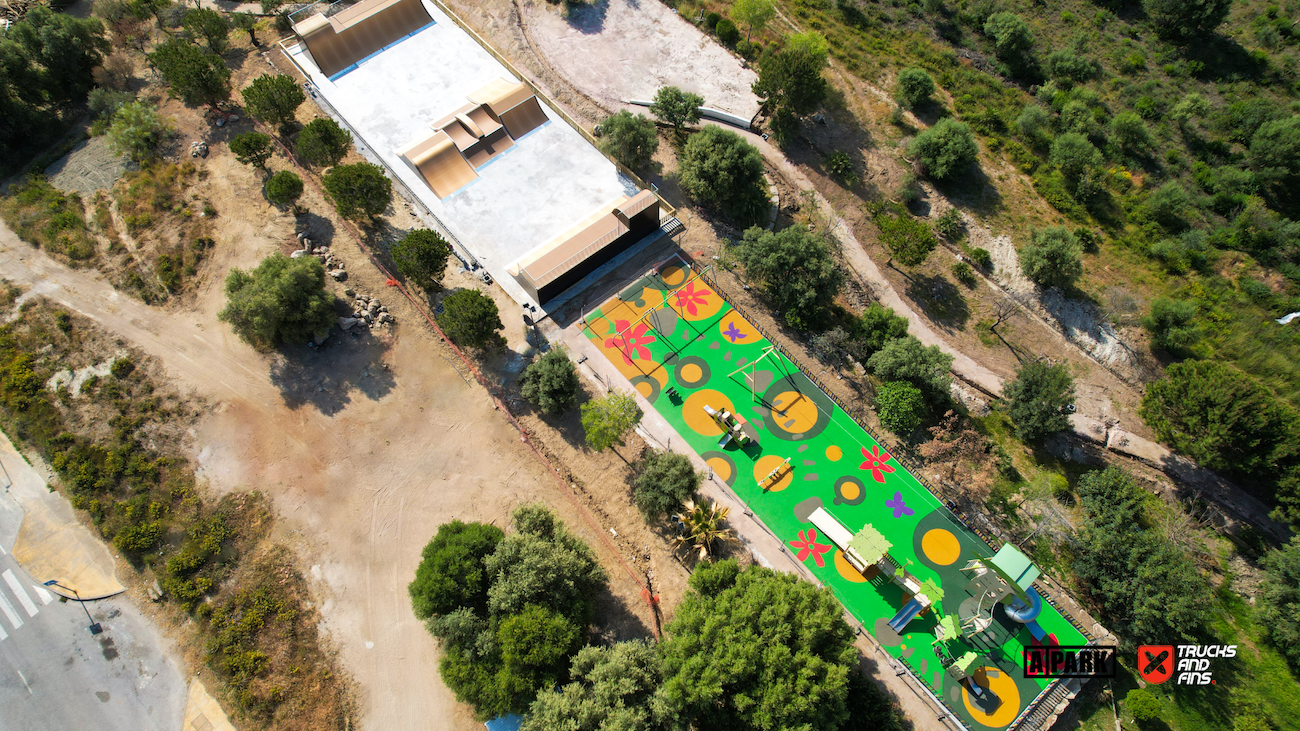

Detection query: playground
xmin=581 ymin=257 xmax=1090 ymax=730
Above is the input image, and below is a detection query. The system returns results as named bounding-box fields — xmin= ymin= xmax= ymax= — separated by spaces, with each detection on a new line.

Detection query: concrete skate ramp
xmin=294 ymin=0 xmax=434 ymax=78
xmin=401 ymin=131 xmax=477 ymax=199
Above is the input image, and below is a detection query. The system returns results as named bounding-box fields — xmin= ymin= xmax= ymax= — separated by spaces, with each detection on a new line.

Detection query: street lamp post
xmin=43 ymin=580 xmax=101 ymax=635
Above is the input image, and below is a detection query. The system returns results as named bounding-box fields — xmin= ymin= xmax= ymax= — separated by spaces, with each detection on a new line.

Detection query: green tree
xmin=7 ymin=6 xmax=110 ymax=104
xmin=908 ymin=118 xmax=978 ymax=180
xmin=1020 ymin=226 xmax=1083 ymax=289
xmin=263 ymin=170 xmax=303 ymax=209
xmin=875 ymin=206 xmax=939 ymax=268
xmin=520 ymin=348 xmax=580 ymax=417
xmin=390 ymin=229 xmax=450 ymax=292
xmin=113 ymin=521 xmax=162 ymax=555
xmin=229 ymin=131 xmax=273 ymax=170
xmin=1140 ymin=360 xmax=1300 ymax=476
xmin=106 ymin=101 xmax=166 ymax=162
xmin=218 ymin=253 xmax=337 ymax=350
xmin=1144 ymin=181 xmax=1192 ymax=231
xmin=1125 ymin=688 xmax=1162 ymax=722
xmin=182 ymin=8 xmax=229 ymax=54
xmin=580 ymin=391 xmax=643 ymax=451
xmin=322 ymin=162 xmax=391 ymax=220
xmin=1045 ymin=49 xmax=1100 ymax=85
xmin=731 ymin=0 xmax=775 ymax=41
xmin=498 ymin=604 xmax=582 ymax=697
xmin=737 ymin=224 xmax=844 ymax=330
xmin=297 ymin=117 xmax=352 ymax=167
xmin=241 ymin=73 xmax=304 ymax=129
xmin=1110 ymin=111 xmax=1154 ymax=156
xmin=715 ymin=18 xmax=740 ymax=45
xmin=632 ymin=450 xmax=701 ymax=520
xmin=1073 ymin=468 xmax=1209 ymax=646
xmin=1143 ymin=0 xmax=1232 ymax=40
xmin=408 ymin=520 xmax=504 ymax=619
xmin=1260 ymin=537 xmax=1300 ymax=667
xmin=231 ymin=12 xmax=259 ymax=46
xmin=1251 ymin=116 xmax=1300 ymax=189
xmin=867 ymin=335 xmax=953 ymax=401
xmin=484 ymin=503 xmax=608 ymax=623
xmin=522 ymin=640 xmax=672 ymax=731
xmin=659 ymin=560 xmax=858 ymax=730
xmin=856 ymin=302 xmax=910 ymax=355
xmin=649 ymin=86 xmax=703 ymax=134
xmin=1004 ymin=360 xmax=1076 ymax=442
xmin=983 ymin=12 xmax=1034 ymax=66
xmin=753 ymin=37 xmax=829 ymax=144
xmin=1016 ymin=104 xmax=1052 ymax=142
xmin=1050 ymin=132 xmax=1103 ymax=198
xmin=896 ymin=67 xmax=935 ymax=109
xmin=148 ymin=39 xmax=231 ymax=112
xmin=677 ymin=125 xmax=769 ymax=227
xmin=1141 ymin=297 xmax=1199 ymax=351
xmin=874 ymin=381 xmax=925 ymax=436
xmin=599 ymin=110 xmax=659 ymax=169
xmin=437 ymin=289 xmax=505 ymax=350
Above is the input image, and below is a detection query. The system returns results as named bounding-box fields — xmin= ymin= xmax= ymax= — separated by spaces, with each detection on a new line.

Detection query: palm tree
xmin=672 ymin=499 xmax=737 ymax=560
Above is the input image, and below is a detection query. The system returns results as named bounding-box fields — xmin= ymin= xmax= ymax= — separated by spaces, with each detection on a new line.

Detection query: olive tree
xmin=896 ymin=67 xmax=935 ymax=109
xmin=218 ymin=253 xmax=336 ymax=350
xmin=520 ymin=349 xmax=580 ymax=416
xmin=909 ymin=118 xmax=978 ymax=180
xmin=599 ymin=110 xmax=659 ymax=170
xmin=649 ymin=86 xmax=703 ymax=134
xmin=1020 ymin=227 xmax=1083 ymax=290
xmin=677 ymin=126 xmax=769 ymax=227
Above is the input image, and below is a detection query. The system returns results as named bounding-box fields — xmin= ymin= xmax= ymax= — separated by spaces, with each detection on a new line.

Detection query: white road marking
xmin=15 ymin=668 xmax=31 ymax=694
xmin=0 ymin=585 xmax=22 ymax=629
xmin=0 ymin=618 xmax=7 ymax=641
xmin=3 ymin=571 xmax=37 ymax=617
xmin=31 ymin=584 xmax=53 ymax=605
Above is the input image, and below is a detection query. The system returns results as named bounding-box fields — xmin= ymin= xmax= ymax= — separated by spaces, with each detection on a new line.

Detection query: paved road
xmin=0 ymin=455 xmax=187 ymax=731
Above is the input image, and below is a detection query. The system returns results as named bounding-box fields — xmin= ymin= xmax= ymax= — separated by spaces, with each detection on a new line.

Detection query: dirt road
xmin=0 ymin=218 xmax=656 ymax=730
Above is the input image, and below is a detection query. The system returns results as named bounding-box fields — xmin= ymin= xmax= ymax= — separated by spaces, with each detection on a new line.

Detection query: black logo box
xmin=1021 ymin=646 xmax=1119 ymax=678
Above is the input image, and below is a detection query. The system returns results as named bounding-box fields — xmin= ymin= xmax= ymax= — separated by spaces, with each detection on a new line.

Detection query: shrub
xmin=1141 ymin=297 xmax=1199 ymax=351
xmin=875 ymin=206 xmax=938 ymax=268
xmin=896 ymin=67 xmax=935 ymax=109
xmin=1016 ymin=104 xmax=1052 ymax=142
xmin=826 ymin=151 xmax=857 ymax=185
xmin=1050 ymin=133 xmax=1103 ymax=198
xmin=1143 ymin=182 xmax=1192 ymax=231
xmin=438 ymin=289 xmax=505 ymax=350
xmin=296 ymin=117 xmax=351 ymax=167
xmin=390 ymin=229 xmax=450 ymax=292
xmin=867 ymin=335 xmax=953 ymax=401
xmin=715 ymin=18 xmax=740 ymax=45
xmin=857 ymin=302 xmax=910 ymax=355
xmin=107 ymin=101 xmax=166 ymax=162
xmin=218 ymin=253 xmax=336 ymax=349
xmin=113 ymin=521 xmax=162 ymax=554
xmin=984 ymin=12 xmax=1033 ymax=66
xmin=580 ymin=391 xmax=642 ymax=451
xmin=1045 ymin=49 xmax=1099 ymax=85
xmin=632 ymin=450 xmax=701 ymax=519
xmin=520 ymin=349 xmax=579 ymax=416
xmin=875 ymin=381 xmax=925 ymax=435
xmin=1143 ymin=0 xmax=1232 ymax=40
xmin=951 ymin=260 xmax=976 ymax=286
xmin=934 ymin=208 xmax=962 ymax=240
xmin=598 ymin=110 xmax=658 ymax=170
xmin=322 ymin=162 xmax=391 ymax=220
xmin=1110 ymin=111 xmax=1154 ymax=156
xmin=909 ymin=118 xmax=978 ymax=180
xmin=263 ymin=170 xmax=303 ymax=209
xmin=677 ymin=126 xmax=769 ymax=227
xmin=968 ymin=247 xmax=992 ymax=269
xmin=110 ymin=357 xmax=135 ymax=378
xmin=1260 ymin=537 xmax=1300 ymax=667
xmin=1020 ymin=227 xmax=1083 ymax=289
xmin=1125 ymin=689 xmax=1162 ymax=721
xmin=705 ymin=11 xmax=721 ymax=29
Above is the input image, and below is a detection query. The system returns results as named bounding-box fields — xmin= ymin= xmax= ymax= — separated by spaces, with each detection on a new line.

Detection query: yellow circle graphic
xmin=826 ymin=445 xmax=843 ymax=461
xmin=680 ymin=363 xmax=703 ymax=383
xmin=770 ymin=391 xmax=819 ymax=434
xmin=834 ymin=550 xmax=868 ymax=583
xmin=753 ymin=454 xmax=794 ymax=491
xmin=922 ymin=529 xmax=962 ymax=566
xmin=839 ymin=481 xmax=861 ymax=502
xmin=660 ymin=264 xmax=687 ymax=286
xmin=683 ymin=390 xmax=735 ymax=437
xmin=585 ymin=314 xmax=616 ymax=339
xmin=634 ymin=381 xmax=655 ymax=398
xmin=962 ymin=666 xmax=1021 ymax=727
xmin=706 ymin=456 xmax=733 ymax=483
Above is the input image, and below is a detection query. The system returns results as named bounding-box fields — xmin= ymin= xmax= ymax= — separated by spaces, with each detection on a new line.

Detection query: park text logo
xmin=1138 ymin=645 xmax=1236 ymax=685
xmin=1022 ymin=645 xmax=1117 ymax=679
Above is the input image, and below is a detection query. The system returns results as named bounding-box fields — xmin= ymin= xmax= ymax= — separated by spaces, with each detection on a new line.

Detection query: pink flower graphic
xmin=605 ymin=319 xmax=657 ymax=366
xmin=672 ymin=282 xmax=713 ymax=316
xmin=789 ymin=529 xmax=832 ymax=568
xmin=859 ymin=446 xmax=896 ymax=484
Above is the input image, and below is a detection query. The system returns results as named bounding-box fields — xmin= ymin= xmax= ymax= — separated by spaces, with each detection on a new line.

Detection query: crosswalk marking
xmin=0 ymin=585 xmax=21 ymax=630
xmin=3 ymin=571 xmax=37 ymax=618
xmin=31 ymin=584 xmax=53 ymax=605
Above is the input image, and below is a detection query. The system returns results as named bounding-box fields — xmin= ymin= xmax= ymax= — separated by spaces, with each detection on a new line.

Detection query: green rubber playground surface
xmin=581 ymin=259 xmax=1088 ymax=730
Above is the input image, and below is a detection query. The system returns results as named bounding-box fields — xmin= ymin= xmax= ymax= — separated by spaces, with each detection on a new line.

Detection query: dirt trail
xmin=0 ymin=220 xmax=657 ymax=730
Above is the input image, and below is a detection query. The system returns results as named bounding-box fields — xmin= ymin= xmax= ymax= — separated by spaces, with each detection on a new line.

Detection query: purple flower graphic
xmin=885 ymin=492 xmax=913 ymax=519
xmin=722 ymin=322 xmax=748 ymax=343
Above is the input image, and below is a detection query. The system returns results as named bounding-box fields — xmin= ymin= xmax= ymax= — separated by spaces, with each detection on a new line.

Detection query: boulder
xmin=344 ymin=288 xmax=356 ymax=297
xmin=312 ymin=328 xmax=331 ymax=345
xmin=290 ymin=249 xmax=308 ymax=258
xmin=337 ymin=317 xmax=364 ymax=331
xmin=329 ymin=270 xmax=347 ymax=281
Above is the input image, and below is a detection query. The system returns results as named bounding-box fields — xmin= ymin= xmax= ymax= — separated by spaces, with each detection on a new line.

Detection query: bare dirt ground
xmin=520 ymin=0 xmax=760 ymax=118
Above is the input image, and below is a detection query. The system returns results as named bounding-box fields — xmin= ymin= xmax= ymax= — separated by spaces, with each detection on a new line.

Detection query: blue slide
xmin=888 ymin=598 xmax=924 ymax=633
xmin=1003 ymin=587 xmax=1043 ymax=623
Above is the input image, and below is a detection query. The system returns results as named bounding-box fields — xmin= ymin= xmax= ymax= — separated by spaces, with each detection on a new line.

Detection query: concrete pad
xmin=1105 ymin=428 xmax=1173 ymax=467
xmin=184 ymin=679 xmax=236 ymax=731
xmin=1068 ymin=413 xmax=1108 ymax=444
xmin=286 ymin=0 xmax=638 ymax=309
xmin=0 ymin=430 xmax=124 ymax=600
